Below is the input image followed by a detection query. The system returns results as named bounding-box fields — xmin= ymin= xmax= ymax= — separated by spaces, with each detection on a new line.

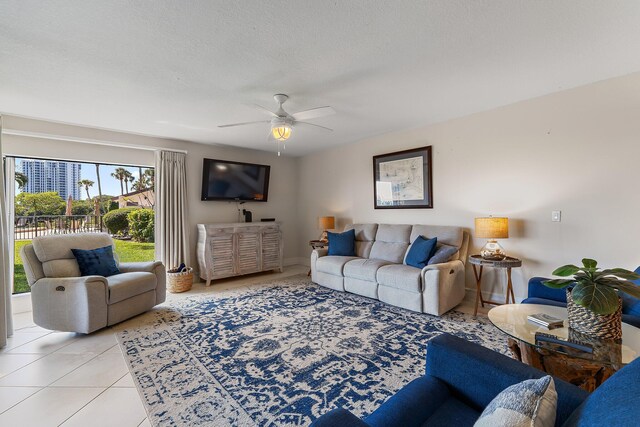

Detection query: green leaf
xmin=582 ymin=258 xmax=597 ymax=269
xmin=600 ymin=268 xmax=640 ymax=281
xmin=543 ymin=279 xmax=574 ymax=289
xmin=552 ymin=265 xmax=581 ymax=277
xmin=613 ymin=281 xmax=640 ymax=299
xmin=571 ymin=282 xmax=619 ymax=315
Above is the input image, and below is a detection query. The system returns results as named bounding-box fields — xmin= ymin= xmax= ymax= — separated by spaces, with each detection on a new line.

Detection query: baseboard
xmin=463 ymin=287 xmax=523 ymax=306
xmin=284 ymin=257 xmax=309 ymax=267
xmin=11 ymin=292 xmax=32 ymax=314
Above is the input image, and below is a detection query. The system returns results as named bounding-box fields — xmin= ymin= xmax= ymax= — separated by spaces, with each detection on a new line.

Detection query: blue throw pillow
xmin=327 ymin=229 xmax=356 ymax=256
xmin=71 ymin=245 xmax=121 ymax=277
xmin=405 ymin=236 xmax=438 ymax=269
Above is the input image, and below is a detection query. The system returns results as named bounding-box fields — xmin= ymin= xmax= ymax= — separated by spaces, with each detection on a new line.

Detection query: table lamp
xmin=475 ymin=217 xmax=509 ymax=260
xmin=318 ymin=216 xmax=335 ymax=242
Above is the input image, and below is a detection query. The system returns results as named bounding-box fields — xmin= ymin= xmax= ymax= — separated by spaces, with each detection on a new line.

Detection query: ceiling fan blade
xmin=218 ymin=120 xmax=270 ymax=128
xmin=251 ymin=104 xmax=278 ymax=117
xmin=291 ymin=106 xmax=336 ymax=121
xmin=296 ymin=121 xmax=334 ymax=132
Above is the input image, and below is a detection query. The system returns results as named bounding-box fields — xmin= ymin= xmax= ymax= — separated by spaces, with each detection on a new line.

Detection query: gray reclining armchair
xmin=20 ymin=233 xmax=166 ymax=334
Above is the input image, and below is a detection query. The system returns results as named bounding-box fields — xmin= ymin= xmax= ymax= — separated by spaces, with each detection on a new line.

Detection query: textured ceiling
xmin=2 ymin=1 xmax=640 ymax=156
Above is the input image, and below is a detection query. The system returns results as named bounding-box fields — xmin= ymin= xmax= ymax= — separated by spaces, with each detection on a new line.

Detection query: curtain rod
xmin=1 ymin=129 xmax=188 ymax=154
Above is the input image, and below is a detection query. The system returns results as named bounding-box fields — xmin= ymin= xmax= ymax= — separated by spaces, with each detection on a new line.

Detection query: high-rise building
xmin=20 ymin=159 xmax=82 ymax=200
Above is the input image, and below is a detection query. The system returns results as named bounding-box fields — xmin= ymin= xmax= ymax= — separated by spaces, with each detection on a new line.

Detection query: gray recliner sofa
xmin=310 ymin=224 xmax=469 ymax=315
xmin=20 ymin=233 xmax=166 ymax=334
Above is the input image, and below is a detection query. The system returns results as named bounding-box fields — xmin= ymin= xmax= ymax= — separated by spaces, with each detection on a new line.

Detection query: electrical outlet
xmin=551 ymin=210 xmax=561 ymax=222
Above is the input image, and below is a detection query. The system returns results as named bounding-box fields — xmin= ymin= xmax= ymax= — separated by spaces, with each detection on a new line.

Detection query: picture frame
xmin=373 ymin=146 xmax=433 ymax=209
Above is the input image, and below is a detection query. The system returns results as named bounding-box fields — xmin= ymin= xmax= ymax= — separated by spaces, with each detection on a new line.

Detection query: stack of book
xmin=527 ymin=313 xmax=565 ymax=329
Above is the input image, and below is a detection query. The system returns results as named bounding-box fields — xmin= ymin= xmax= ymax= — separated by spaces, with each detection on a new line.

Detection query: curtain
xmin=0 ymin=116 xmax=14 ymax=347
xmin=154 ymin=150 xmax=190 ymax=270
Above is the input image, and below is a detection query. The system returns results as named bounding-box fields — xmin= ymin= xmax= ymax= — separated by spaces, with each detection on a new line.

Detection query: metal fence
xmin=14 ymin=215 xmax=104 ymax=240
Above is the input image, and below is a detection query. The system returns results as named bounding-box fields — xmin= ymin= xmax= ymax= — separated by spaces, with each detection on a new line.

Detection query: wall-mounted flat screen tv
xmin=201 ymin=158 xmax=270 ymax=202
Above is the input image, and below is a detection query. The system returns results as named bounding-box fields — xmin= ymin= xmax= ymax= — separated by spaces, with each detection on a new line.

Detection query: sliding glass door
xmin=11 ymin=156 xmax=155 ymax=294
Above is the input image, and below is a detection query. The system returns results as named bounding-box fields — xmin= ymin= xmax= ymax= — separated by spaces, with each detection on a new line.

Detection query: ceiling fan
xmin=218 ymin=94 xmax=336 ymax=155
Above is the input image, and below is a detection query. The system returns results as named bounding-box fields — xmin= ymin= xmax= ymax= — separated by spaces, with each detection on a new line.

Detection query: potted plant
xmin=544 ymin=259 xmax=640 ymax=340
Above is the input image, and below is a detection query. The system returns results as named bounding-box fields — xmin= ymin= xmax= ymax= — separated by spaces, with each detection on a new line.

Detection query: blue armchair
xmin=522 ymin=266 xmax=640 ymax=328
xmin=312 ymin=333 xmax=640 ymax=426
xmin=311 ymin=333 xmax=588 ymax=427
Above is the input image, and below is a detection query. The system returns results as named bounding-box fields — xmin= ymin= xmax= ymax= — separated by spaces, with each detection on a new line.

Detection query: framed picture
xmin=373 ymin=146 xmax=433 ymax=209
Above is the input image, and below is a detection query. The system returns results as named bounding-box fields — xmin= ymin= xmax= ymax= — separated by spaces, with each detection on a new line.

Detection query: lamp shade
xmin=475 ymin=217 xmax=509 ymax=239
xmin=271 ymin=125 xmax=292 ymax=141
xmin=318 ymin=216 xmax=335 ymax=230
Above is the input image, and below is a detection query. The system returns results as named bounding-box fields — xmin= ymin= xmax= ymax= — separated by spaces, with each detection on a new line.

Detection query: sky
xmin=16 ymin=158 xmax=153 ymax=200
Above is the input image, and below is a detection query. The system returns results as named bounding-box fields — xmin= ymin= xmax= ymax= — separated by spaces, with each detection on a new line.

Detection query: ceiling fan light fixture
xmin=271 ymin=124 xmax=292 ymax=141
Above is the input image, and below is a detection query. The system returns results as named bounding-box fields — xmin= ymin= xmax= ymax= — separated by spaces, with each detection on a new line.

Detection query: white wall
xmin=297 ymin=72 xmax=640 ymax=301
xmin=3 ymin=115 xmax=302 ymax=273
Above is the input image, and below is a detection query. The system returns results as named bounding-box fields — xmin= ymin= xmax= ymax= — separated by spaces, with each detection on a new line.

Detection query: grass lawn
xmin=13 ymin=238 xmax=155 ymax=294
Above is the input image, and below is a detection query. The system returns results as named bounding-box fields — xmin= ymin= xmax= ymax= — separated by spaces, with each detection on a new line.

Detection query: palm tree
xmin=124 ymin=171 xmax=134 ymax=194
xmin=15 ymin=172 xmax=28 ymax=190
xmin=78 ymin=179 xmax=94 ymax=200
xmin=95 ymin=164 xmax=103 ymax=214
xmin=143 ymin=169 xmax=154 ymax=189
xmin=111 ymin=167 xmax=128 ymax=195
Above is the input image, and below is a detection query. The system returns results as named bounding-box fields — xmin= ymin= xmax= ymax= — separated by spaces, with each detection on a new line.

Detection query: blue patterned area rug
xmin=117 ymin=275 xmax=507 ymax=426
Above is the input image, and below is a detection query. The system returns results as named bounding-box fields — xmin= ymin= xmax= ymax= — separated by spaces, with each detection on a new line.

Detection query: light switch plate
xmin=552 ymin=210 xmax=561 ymax=222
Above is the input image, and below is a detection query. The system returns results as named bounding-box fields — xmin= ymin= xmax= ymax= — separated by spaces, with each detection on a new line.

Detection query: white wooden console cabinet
xmin=197 ymin=222 xmax=284 ymax=285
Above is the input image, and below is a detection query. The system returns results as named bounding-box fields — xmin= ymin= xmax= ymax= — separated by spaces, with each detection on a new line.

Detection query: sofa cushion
xmin=405 ymin=236 xmax=438 ymax=269
xmin=377 ymin=264 xmax=422 ymax=292
xmin=423 ymin=397 xmax=481 ymax=426
xmin=344 ymin=223 xmax=378 ymax=241
xmin=428 ymin=244 xmax=459 ymax=265
xmin=410 ymin=225 xmax=463 ymax=249
xmin=316 ymin=256 xmax=360 ymax=276
xmin=327 ymin=229 xmax=356 ymax=256
xmin=344 ymin=224 xmax=378 ymax=258
xmin=621 ymin=293 xmax=640 ymax=317
xmin=32 ymin=233 xmax=114 ymax=263
xmin=42 ymin=259 xmax=82 ymax=278
xmin=72 ymin=245 xmax=121 ymax=277
xmin=370 ymin=224 xmax=412 ymax=263
xmin=107 ymin=272 xmax=157 ymax=304
xmin=344 ymin=259 xmax=392 ymax=282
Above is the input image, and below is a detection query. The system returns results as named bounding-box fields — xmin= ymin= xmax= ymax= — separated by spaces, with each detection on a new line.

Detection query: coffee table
xmin=489 ymin=304 xmax=640 ymax=391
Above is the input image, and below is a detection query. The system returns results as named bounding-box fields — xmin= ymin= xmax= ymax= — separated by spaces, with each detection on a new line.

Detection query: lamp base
xmin=319 ymin=230 xmax=328 ymax=243
xmin=480 ymin=239 xmax=506 ymax=260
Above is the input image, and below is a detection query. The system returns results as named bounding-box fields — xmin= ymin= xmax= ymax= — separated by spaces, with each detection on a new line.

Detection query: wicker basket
xmin=167 ymin=267 xmax=193 ymax=293
xmin=566 ymin=288 xmax=622 ymax=341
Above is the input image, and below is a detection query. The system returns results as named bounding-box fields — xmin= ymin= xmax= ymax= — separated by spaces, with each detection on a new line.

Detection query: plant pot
xmin=566 ymin=288 xmax=622 ymax=341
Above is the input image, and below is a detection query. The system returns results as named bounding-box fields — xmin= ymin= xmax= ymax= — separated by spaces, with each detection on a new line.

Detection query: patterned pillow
xmin=71 ymin=245 xmax=121 ymax=277
xmin=474 ymin=375 xmax=557 ymax=427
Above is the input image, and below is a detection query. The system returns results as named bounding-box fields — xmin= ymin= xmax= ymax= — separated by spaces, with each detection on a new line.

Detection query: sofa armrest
xmin=528 ymin=276 xmax=568 ymax=302
xmin=311 ymin=408 xmax=370 ymax=427
xmin=420 ymin=260 xmax=466 ymax=315
xmin=31 ymin=276 xmax=109 ymax=333
xmin=426 ymin=334 xmax=588 ymax=424
xmin=364 ymin=376 xmax=451 ymax=427
xmin=119 ymin=261 xmax=164 ymax=273
xmin=119 ymin=261 xmax=166 ymax=305
xmin=313 ymin=248 xmax=328 ymax=258
xmin=310 ymin=249 xmax=328 ymax=283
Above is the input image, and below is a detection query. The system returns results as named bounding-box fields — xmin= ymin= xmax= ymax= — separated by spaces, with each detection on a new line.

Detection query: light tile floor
xmin=0 ymin=265 xmax=487 ymax=426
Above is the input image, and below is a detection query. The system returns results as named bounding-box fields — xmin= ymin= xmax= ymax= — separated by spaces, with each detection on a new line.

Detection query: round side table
xmin=468 ymin=254 xmax=522 ymax=316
